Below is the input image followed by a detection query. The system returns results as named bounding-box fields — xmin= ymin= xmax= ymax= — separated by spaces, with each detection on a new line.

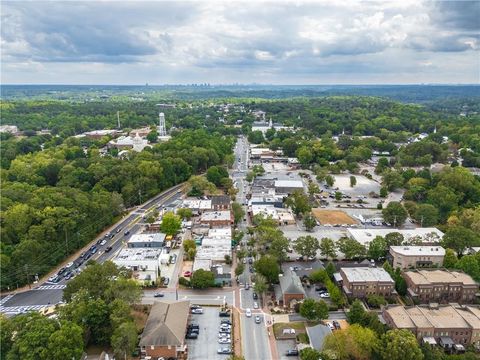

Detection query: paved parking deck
xmin=186 ymin=306 xmax=232 ymax=360
xmin=276 ymin=339 xmax=299 ymax=360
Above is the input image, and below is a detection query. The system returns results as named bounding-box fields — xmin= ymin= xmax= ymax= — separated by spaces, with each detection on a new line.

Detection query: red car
xmin=184 ymin=271 xmax=192 ymax=277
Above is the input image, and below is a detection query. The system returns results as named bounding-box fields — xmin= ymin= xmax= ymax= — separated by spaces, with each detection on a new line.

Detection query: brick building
xmin=339 ymin=267 xmax=395 ymax=298
xmin=199 ymin=210 xmax=233 ymax=227
xmin=404 ymin=270 xmax=478 ymax=304
xmin=276 ymin=268 xmax=305 ymax=308
xmin=383 ymin=304 xmax=480 ymax=350
xmin=210 ymin=195 xmax=231 ymax=211
xmin=139 ymin=300 xmax=190 ymax=359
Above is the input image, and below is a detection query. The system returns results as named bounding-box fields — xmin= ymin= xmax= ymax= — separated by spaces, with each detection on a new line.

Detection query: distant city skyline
xmin=1 ymin=1 xmax=479 ymax=85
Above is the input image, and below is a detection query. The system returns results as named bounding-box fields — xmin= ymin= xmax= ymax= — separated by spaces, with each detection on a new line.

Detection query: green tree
xmin=382 ymin=170 xmax=404 ymax=191
xmin=232 ymin=202 xmax=245 ymax=225
xmin=269 ymin=236 xmax=290 ymax=262
xmin=146 ymin=130 xmax=158 ymax=143
xmin=375 ymin=157 xmax=390 ymax=174
xmin=285 ymin=190 xmax=311 ymax=217
xmin=367 ymin=236 xmax=387 ymax=260
xmin=299 ymin=298 xmax=329 ymax=321
xmin=319 ymin=237 xmax=337 ymax=259
xmin=382 ymin=202 xmax=408 ymax=227
xmin=177 ymin=207 xmax=193 ymax=220
xmin=455 ymin=255 xmax=480 ymax=280
xmin=183 ymin=239 xmax=197 ymax=260
xmin=248 ymin=130 xmax=264 ymax=144
xmin=235 ymin=263 xmax=245 ymax=277
xmin=335 ymin=191 xmax=342 ymax=201
xmin=191 ymin=269 xmax=215 ymax=289
xmin=300 ymin=347 xmax=322 ymax=360
xmin=442 ymin=226 xmax=480 ymax=256
xmin=206 ymin=165 xmax=229 ymax=186
xmin=294 ymin=235 xmax=319 ymax=259
xmin=325 ymin=175 xmax=335 ymax=187
xmin=350 ymin=175 xmax=357 ymax=187
xmin=347 ymin=299 xmax=366 ymax=324
xmin=325 ymin=262 xmax=336 ymax=279
xmin=253 ymin=273 xmax=268 ymax=298
xmin=385 ymin=232 xmax=404 ymax=247
xmin=297 ymin=146 xmax=314 ymax=167
xmin=308 ymin=182 xmax=320 ymax=197
xmin=380 ymin=329 xmax=424 ymax=360
xmin=254 ymin=255 xmax=280 ymax=283
xmin=303 ymin=213 xmax=317 ymax=231
xmin=160 ymin=211 xmax=181 ymax=235
xmin=413 ymin=204 xmax=439 ymax=227
xmin=443 ymin=248 xmax=458 ymax=268
xmin=380 ymin=186 xmax=388 ymax=197
xmin=322 ymin=324 xmax=379 ymax=360
xmin=336 ymin=237 xmax=366 ymax=259
xmin=47 ymin=322 xmax=84 ymax=360
xmin=111 ymin=321 xmax=138 ymax=360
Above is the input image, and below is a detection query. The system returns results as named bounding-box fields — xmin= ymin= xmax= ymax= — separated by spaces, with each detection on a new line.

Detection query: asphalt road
xmin=1 ymin=184 xmax=185 ymax=315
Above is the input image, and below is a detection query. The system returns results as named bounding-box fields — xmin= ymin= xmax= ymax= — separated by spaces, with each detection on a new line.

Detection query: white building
xmin=0 ymin=125 xmax=18 ymax=134
xmin=127 ymin=233 xmax=166 ymax=248
xmin=195 ymin=227 xmax=232 ymax=262
xmin=347 ymin=228 xmax=444 ymax=248
xmin=274 ymin=180 xmax=304 ymax=194
xmin=182 ymin=199 xmax=212 ymax=212
xmin=108 ymin=133 xmax=150 ymax=152
xmin=390 ymin=246 xmax=446 ymax=269
xmin=250 ymin=205 xmax=296 ymax=225
xmin=113 ymin=248 xmax=163 ymax=283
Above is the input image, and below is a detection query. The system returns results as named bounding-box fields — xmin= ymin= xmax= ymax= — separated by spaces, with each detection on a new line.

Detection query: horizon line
xmin=2 ymin=83 xmax=480 ymax=86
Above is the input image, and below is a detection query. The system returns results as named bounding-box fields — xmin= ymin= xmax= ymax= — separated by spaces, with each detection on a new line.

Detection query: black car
xmin=286 ymin=349 xmax=299 ymax=356
xmin=188 ymin=327 xmax=199 ymax=334
xmin=124 ymin=230 xmax=130 ymax=236
xmin=84 ymin=252 xmax=92 ymax=260
xmin=220 ymin=319 xmax=231 ymax=325
xmin=89 ymin=245 xmax=97 ymax=252
xmin=153 ymin=292 xmax=164 ymax=298
xmin=188 ymin=323 xmax=200 ymax=330
xmin=248 ymin=258 xmax=253 ymax=264
xmin=105 ymin=246 xmax=113 ymax=253
xmin=58 ymin=267 xmax=67 ymax=275
xmin=253 ymin=292 xmax=258 ymax=300
xmin=185 ymin=332 xmax=198 ymax=339
xmin=219 ymin=311 xmax=230 ymax=317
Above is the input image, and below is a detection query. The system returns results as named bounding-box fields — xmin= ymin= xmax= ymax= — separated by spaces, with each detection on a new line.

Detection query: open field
xmin=312 ymin=209 xmax=358 ymax=225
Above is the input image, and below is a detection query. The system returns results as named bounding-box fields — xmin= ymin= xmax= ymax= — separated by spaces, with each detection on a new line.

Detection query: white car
xmin=245 ymin=308 xmax=252 ymax=317
xmin=253 ymin=302 xmax=259 ymax=309
xmin=319 ymin=292 xmax=330 ymax=298
xmin=218 ymin=333 xmax=231 ymax=339
xmin=100 ymin=239 xmax=107 ymax=246
xmin=191 ymin=308 xmax=204 ymax=314
xmin=326 ymin=322 xmax=335 ymax=331
xmin=218 ymin=338 xmax=232 ymax=344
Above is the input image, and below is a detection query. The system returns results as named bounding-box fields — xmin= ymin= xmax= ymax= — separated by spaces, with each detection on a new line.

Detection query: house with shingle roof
xmin=140 ymin=300 xmax=190 ymax=359
xmin=276 ymin=268 xmax=306 ymax=308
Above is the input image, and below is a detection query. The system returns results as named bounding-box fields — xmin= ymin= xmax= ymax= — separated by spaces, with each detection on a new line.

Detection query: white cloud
xmin=1 ymin=0 xmax=478 ymax=84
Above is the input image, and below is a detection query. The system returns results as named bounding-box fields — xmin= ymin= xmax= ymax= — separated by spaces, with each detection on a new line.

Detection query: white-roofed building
xmin=390 ymin=246 xmax=445 ymax=269
xmin=347 ymin=228 xmax=444 ymax=247
xmin=127 ymin=233 xmax=166 ymax=248
xmin=250 ymin=205 xmax=296 ymax=225
xmin=339 ymin=267 xmax=395 ymax=298
xmin=195 ymin=226 xmax=232 ymax=262
xmin=113 ymin=248 xmax=163 ymax=283
xmin=182 ymin=199 xmax=212 ymax=212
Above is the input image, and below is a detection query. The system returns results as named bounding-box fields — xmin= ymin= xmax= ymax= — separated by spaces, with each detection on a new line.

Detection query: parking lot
xmin=186 ymin=306 xmax=233 ymax=360
xmin=276 ymin=339 xmax=299 ymax=360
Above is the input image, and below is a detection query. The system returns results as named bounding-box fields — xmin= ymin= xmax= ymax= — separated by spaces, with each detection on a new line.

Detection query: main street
xmin=0 ymin=185 xmax=185 ymax=315
xmin=231 ymin=136 xmax=273 ymax=360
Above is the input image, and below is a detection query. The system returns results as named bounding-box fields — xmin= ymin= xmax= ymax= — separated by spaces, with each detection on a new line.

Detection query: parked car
xmin=100 ymin=239 xmax=107 ymax=246
xmin=219 ymin=310 xmax=230 ymax=317
xmin=163 ymin=277 xmax=170 ymax=286
xmin=333 ymin=320 xmax=341 ymax=330
xmin=105 ymin=246 xmax=113 ymax=253
xmin=253 ymin=302 xmax=259 ymax=309
xmin=286 ymin=349 xmax=299 ymax=356
xmin=245 ymin=308 xmax=252 ymax=317
xmin=185 ymin=332 xmax=198 ymax=339
xmin=153 ymin=292 xmax=164 ymax=298
xmin=218 ymin=338 xmax=231 ymax=344
xmin=218 ymin=333 xmax=231 ymax=339
xmin=253 ymin=292 xmax=258 ymax=300
xmin=116 ymin=228 xmax=121 ymax=233
xmin=191 ymin=307 xmax=204 ymax=314
xmin=325 ymin=322 xmax=335 ymax=331
xmin=220 ymin=319 xmax=231 ymax=325
xmin=248 ymin=258 xmax=253 ymax=264
xmin=188 ymin=323 xmax=200 ymax=330
xmin=319 ymin=292 xmax=330 ymax=298
xmin=184 ymin=271 xmax=192 ymax=277
xmin=91 ymin=247 xmax=98 ymax=254
xmin=255 ymin=315 xmax=261 ymax=324
xmin=217 ymin=347 xmax=232 ymax=354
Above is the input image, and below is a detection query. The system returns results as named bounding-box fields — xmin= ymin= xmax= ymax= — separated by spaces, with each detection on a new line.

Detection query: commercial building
xmin=338 ymin=267 xmax=395 ymax=298
xmin=250 ymin=205 xmax=296 ymax=225
xmin=383 ymin=304 xmax=480 ymax=350
xmin=390 ymin=246 xmax=445 ymax=269
xmin=404 ymin=270 xmax=479 ymax=304
xmin=276 ymin=268 xmax=306 ymax=308
xmin=108 ymin=133 xmax=150 ymax=152
xmin=181 ymin=198 xmax=212 ymax=213
xmin=199 ymin=210 xmax=233 ymax=227
xmin=211 ymin=195 xmax=231 ymax=211
xmin=195 ymin=227 xmax=232 ymax=262
xmin=140 ymin=300 xmax=190 ymax=359
xmin=127 ymin=233 xmax=166 ymax=248
xmin=347 ymin=228 xmax=444 ymax=248
xmin=113 ymin=248 xmax=163 ymax=283
xmin=274 ymin=180 xmax=304 ymax=195
xmin=0 ymin=125 xmax=19 ymax=134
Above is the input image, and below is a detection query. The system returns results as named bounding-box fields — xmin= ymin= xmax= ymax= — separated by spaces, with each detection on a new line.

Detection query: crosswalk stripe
xmin=34 ymin=285 xmax=66 ymax=290
xmin=0 ymin=303 xmax=59 ymax=313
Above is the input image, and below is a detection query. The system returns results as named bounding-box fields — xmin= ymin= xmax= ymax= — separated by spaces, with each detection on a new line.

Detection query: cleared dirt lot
xmin=312 ymin=209 xmax=358 ymax=225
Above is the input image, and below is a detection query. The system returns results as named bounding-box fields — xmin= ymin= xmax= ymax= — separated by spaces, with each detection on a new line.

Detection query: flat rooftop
xmin=274 ymin=180 xmax=304 ymax=188
xmin=208 ymin=227 xmax=232 ymax=238
xmin=128 ymin=233 xmax=166 ymax=244
xmin=200 ymin=210 xmax=231 ymax=221
xmin=390 ymin=246 xmax=445 ymax=256
xmin=182 ymin=199 xmax=212 ymax=209
xmin=114 ymin=248 xmax=163 ymax=262
xmin=348 ymin=228 xmax=444 ymax=246
xmin=341 ymin=267 xmax=394 ymax=283
xmin=404 ymin=270 xmax=477 ymax=286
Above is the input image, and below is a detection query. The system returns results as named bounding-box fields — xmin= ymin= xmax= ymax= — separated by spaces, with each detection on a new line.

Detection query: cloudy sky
xmin=1 ymin=0 xmax=479 ymax=84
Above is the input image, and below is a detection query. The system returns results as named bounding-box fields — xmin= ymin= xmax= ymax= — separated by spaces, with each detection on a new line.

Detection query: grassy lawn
xmin=273 ymin=322 xmax=306 ymax=339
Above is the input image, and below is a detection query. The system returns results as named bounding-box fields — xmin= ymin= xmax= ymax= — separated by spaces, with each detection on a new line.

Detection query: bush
xmin=297 ymin=333 xmax=310 ymax=344
xmin=178 ymin=277 xmax=191 ymax=287
xmin=367 ymin=294 xmax=387 ymax=308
